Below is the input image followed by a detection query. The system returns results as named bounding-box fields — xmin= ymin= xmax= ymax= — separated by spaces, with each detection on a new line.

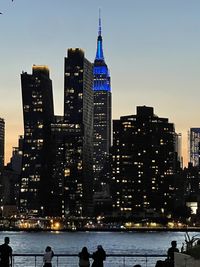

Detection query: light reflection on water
xmin=0 ymin=231 xmax=197 ymax=267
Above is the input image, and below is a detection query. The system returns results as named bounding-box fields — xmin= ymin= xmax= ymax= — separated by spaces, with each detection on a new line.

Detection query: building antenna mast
xmin=98 ymin=8 xmax=102 ymax=36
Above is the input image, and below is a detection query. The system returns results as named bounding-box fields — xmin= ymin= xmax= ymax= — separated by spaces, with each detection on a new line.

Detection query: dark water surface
xmin=0 ymin=231 xmax=196 ymax=266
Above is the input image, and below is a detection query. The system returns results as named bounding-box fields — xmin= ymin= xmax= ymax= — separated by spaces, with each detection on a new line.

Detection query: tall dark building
xmin=0 ymin=118 xmax=5 ymax=173
xmin=111 ymin=106 xmax=178 ymax=217
xmin=20 ymin=65 xmax=55 ymax=216
xmin=0 ymin=118 xmax=5 ymax=212
xmin=93 ymin=13 xmax=111 ymax=186
xmin=50 ymin=115 xmax=70 ymax=218
xmin=64 ymin=48 xmax=93 ymax=216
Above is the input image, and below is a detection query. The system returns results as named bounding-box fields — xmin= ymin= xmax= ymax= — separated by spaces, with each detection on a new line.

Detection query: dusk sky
xmin=1 ymin=0 xmax=200 ymax=165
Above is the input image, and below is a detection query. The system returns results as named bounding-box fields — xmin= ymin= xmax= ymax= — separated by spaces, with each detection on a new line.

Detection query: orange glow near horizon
xmin=5 ymin=122 xmax=23 ymax=165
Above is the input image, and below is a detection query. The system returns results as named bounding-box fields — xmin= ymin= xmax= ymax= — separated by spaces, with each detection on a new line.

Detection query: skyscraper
xmin=50 ymin=115 xmax=71 ymax=217
xmin=189 ymin=128 xmax=200 ymax=167
xmin=0 ymin=118 xmax=5 ymax=173
xmin=20 ymin=65 xmax=55 ymax=216
xmin=111 ymin=106 xmax=178 ymax=216
xmin=174 ymin=133 xmax=183 ymax=168
xmin=93 ymin=12 xmax=111 ymax=187
xmin=64 ymin=48 xmax=93 ymax=216
xmin=0 ymin=118 xmax=5 ymax=212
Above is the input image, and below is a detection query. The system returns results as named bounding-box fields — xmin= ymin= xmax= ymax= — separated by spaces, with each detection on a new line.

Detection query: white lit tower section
xmin=0 ymin=118 xmax=5 ymax=173
xmin=93 ymin=12 xmax=112 ymax=187
xmin=189 ymin=128 xmax=200 ymax=167
xmin=174 ymin=133 xmax=183 ymax=168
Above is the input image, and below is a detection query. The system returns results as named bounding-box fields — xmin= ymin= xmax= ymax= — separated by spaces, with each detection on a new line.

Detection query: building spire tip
xmin=98 ymin=8 xmax=102 ymax=36
xmin=95 ymin=8 xmax=104 ymax=60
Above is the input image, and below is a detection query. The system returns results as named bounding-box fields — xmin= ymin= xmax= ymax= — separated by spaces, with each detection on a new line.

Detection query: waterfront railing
xmin=12 ymin=253 xmax=167 ymax=267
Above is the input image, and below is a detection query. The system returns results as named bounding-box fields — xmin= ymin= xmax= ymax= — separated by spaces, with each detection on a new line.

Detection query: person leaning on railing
xmin=166 ymin=240 xmax=179 ymax=267
xmin=79 ymin=246 xmax=90 ymax=267
xmin=0 ymin=236 xmax=12 ymax=267
xmin=43 ymin=246 xmax=54 ymax=267
xmin=155 ymin=240 xmax=179 ymax=267
xmin=91 ymin=245 xmax=106 ymax=267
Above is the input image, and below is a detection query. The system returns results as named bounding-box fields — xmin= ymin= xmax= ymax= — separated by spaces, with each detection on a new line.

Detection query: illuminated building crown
xmin=93 ymin=9 xmax=111 ymax=92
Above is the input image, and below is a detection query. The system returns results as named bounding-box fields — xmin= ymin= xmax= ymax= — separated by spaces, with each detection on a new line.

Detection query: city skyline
xmin=1 ymin=0 xmax=200 ymax=166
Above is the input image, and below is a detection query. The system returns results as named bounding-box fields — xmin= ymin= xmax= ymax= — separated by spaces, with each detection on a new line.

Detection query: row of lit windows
xmin=65 ymin=70 xmax=83 ymax=76
xmin=94 ymin=102 xmax=105 ymax=106
xmin=33 ymin=108 xmax=43 ymax=112
xmin=32 ymin=90 xmax=42 ymax=98
xmin=32 ymin=100 xmax=43 ymax=105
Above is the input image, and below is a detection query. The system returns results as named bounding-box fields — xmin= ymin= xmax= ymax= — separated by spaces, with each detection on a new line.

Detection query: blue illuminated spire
xmin=93 ymin=10 xmax=111 ymax=92
xmin=95 ymin=9 xmax=104 ymax=61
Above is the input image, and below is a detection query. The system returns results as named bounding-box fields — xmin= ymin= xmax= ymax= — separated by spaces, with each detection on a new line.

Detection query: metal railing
xmin=12 ymin=253 xmax=167 ymax=267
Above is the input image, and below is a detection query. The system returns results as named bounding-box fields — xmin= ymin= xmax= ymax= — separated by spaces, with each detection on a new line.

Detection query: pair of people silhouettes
xmin=79 ymin=245 xmax=106 ymax=267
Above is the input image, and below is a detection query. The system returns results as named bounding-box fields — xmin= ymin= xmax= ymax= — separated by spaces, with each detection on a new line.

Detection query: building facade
xmin=189 ymin=128 xmax=200 ymax=167
xmin=111 ymin=106 xmax=177 ymax=217
xmin=0 ymin=118 xmax=5 ymax=213
xmin=64 ymin=48 xmax=93 ymax=216
xmin=0 ymin=118 xmax=5 ymax=174
xmin=50 ymin=116 xmax=66 ymax=217
xmin=174 ymin=133 xmax=183 ymax=168
xmin=20 ymin=65 xmax=55 ymax=216
xmin=93 ymin=14 xmax=112 ymax=188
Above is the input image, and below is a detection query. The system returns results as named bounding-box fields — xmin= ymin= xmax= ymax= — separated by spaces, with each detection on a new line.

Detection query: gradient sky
xmin=1 ymin=0 xmax=200 ymax=166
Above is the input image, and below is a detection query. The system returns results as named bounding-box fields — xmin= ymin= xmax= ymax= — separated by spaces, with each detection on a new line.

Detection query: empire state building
xmin=93 ymin=12 xmax=112 ymax=188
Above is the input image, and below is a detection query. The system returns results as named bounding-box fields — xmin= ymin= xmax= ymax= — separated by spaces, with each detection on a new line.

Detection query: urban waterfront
xmin=1 ymin=4 xmax=200 ymax=267
xmin=0 ymin=230 xmax=197 ymax=266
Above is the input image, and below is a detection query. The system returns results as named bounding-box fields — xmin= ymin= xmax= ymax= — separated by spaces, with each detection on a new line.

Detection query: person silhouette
xmin=167 ymin=240 xmax=179 ymax=261
xmin=167 ymin=240 xmax=179 ymax=267
xmin=0 ymin=237 xmax=12 ymax=267
xmin=79 ymin=246 xmax=90 ymax=267
xmin=43 ymin=246 xmax=54 ymax=267
xmin=92 ymin=245 xmax=106 ymax=267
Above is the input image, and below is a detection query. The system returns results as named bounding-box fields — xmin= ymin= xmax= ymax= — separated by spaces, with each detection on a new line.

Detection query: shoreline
xmin=0 ymin=227 xmax=200 ymax=232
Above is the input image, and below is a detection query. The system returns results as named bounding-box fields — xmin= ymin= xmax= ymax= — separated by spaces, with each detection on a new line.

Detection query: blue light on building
xmin=93 ymin=11 xmax=112 ymax=189
xmin=93 ymin=11 xmax=111 ymax=92
xmin=95 ymin=36 xmax=104 ymax=60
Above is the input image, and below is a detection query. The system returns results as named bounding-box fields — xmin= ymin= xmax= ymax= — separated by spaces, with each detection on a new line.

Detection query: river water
xmin=0 ymin=231 xmax=197 ymax=267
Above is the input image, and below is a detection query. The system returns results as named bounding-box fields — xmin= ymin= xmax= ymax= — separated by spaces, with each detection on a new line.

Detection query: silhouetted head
xmin=171 ymin=241 xmax=177 ymax=248
xmin=133 ymin=265 xmax=141 ymax=267
xmin=97 ymin=245 xmax=103 ymax=250
xmin=4 ymin=237 xmax=10 ymax=245
xmin=45 ymin=246 xmax=51 ymax=252
xmin=82 ymin=247 xmax=88 ymax=253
